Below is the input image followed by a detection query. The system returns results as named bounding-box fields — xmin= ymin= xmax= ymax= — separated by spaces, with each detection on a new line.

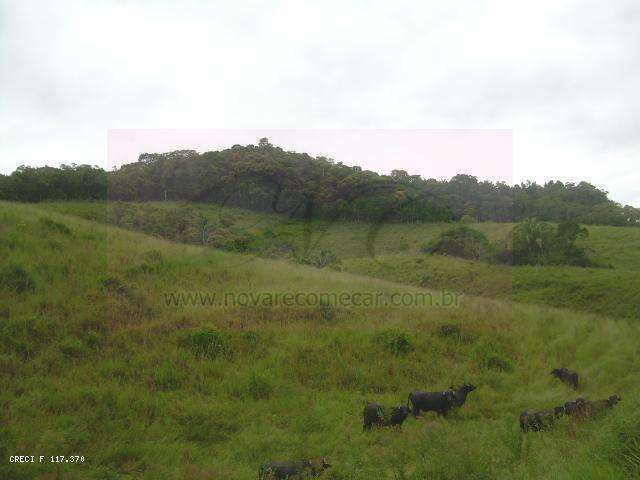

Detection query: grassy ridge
xmin=2 ymin=201 xmax=640 ymax=479
xmin=40 ymin=201 xmax=640 ymax=319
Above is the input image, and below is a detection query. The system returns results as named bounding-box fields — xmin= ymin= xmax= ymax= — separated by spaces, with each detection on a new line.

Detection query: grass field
xmin=2 ymin=201 xmax=640 ymax=479
xmin=40 ymin=201 xmax=640 ymax=320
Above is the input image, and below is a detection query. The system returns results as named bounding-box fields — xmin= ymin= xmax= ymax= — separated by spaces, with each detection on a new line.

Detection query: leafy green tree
xmin=0 ymin=141 xmax=636 ymax=227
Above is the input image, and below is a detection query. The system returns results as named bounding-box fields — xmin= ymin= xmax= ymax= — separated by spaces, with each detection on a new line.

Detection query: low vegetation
xmin=424 ymin=219 xmax=595 ymax=267
xmin=420 ymin=224 xmax=492 ymax=260
xmin=40 ymin=201 xmax=640 ymax=319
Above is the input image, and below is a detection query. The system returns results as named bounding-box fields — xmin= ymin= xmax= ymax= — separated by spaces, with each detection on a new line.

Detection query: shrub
xmin=554 ymin=220 xmax=592 ymax=266
xmin=297 ymin=249 xmax=341 ymax=268
xmin=84 ymin=331 xmax=104 ymax=349
xmin=422 ymin=225 xmax=490 ymax=260
xmin=100 ymin=276 xmax=129 ymax=295
xmin=373 ymin=329 xmax=414 ymax=356
xmin=208 ymin=229 xmax=253 ymax=252
xmin=58 ymin=338 xmax=87 ymax=358
xmin=246 ymin=372 xmax=272 ymax=399
xmin=0 ymin=264 xmax=36 ymax=293
xmin=511 ymin=219 xmax=592 ymax=266
xmin=153 ymin=361 xmax=187 ymax=391
xmin=182 ymin=329 xmax=231 ymax=359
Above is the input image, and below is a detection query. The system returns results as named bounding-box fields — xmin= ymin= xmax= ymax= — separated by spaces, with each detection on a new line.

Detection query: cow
xmin=563 ymin=397 xmax=588 ymax=418
xmin=520 ymin=406 xmax=565 ymax=432
xmin=408 ymin=389 xmax=457 ymax=417
xmin=363 ymin=403 xmax=411 ymax=430
xmin=565 ymin=395 xmax=621 ymax=419
xmin=259 ymin=458 xmax=331 ymax=479
xmin=597 ymin=394 xmax=622 ymax=409
xmin=551 ymin=367 xmax=579 ymax=389
xmin=449 ymin=383 xmax=477 ymax=407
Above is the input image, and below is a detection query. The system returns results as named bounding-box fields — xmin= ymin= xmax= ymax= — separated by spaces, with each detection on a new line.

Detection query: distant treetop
xmin=1 ymin=141 xmax=638 ymax=226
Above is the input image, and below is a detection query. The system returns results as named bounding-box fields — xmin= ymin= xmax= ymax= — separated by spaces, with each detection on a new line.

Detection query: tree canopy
xmin=1 ymin=141 xmax=638 ymax=226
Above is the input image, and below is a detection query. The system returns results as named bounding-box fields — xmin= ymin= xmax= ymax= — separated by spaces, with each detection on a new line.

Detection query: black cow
xmin=408 ymin=389 xmax=456 ymax=417
xmin=449 ymin=383 xmax=477 ymax=407
xmin=564 ymin=397 xmax=587 ymax=418
xmin=363 ymin=403 xmax=411 ymax=430
xmin=551 ymin=367 xmax=579 ymax=389
xmin=259 ymin=458 xmax=331 ymax=479
xmin=565 ymin=395 xmax=621 ymax=419
xmin=520 ymin=406 xmax=565 ymax=432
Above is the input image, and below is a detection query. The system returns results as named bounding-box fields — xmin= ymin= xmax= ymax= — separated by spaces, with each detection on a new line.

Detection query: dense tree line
xmin=1 ymin=139 xmax=638 ymax=226
xmin=0 ymin=164 xmax=107 ymax=202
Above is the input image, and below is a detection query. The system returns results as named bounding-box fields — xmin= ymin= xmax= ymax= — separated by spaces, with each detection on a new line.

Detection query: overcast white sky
xmin=1 ymin=0 xmax=638 ymax=206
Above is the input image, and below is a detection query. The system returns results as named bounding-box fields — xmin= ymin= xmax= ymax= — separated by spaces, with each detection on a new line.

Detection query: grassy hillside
xmin=40 ymin=201 xmax=640 ymax=319
xmin=2 ymin=201 xmax=640 ymax=479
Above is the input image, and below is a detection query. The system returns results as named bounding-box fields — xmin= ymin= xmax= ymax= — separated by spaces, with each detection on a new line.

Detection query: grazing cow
xmin=564 ymin=398 xmax=588 ymax=418
xmin=566 ymin=395 xmax=621 ymax=419
xmin=408 ymin=389 xmax=456 ymax=417
xmin=551 ymin=367 xmax=579 ymax=389
xmin=449 ymin=383 xmax=477 ymax=408
xmin=520 ymin=406 xmax=565 ymax=432
xmin=363 ymin=403 xmax=411 ymax=430
xmin=259 ymin=458 xmax=331 ymax=479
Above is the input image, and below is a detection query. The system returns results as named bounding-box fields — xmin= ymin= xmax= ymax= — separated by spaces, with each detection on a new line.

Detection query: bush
xmin=100 ymin=276 xmax=129 ymax=295
xmin=153 ymin=360 xmax=187 ymax=391
xmin=58 ymin=338 xmax=87 ymax=358
xmin=182 ymin=329 xmax=231 ymax=359
xmin=422 ymin=225 xmax=490 ymax=260
xmin=297 ymin=249 xmax=341 ymax=268
xmin=511 ymin=219 xmax=592 ymax=266
xmin=208 ymin=228 xmax=253 ymax=252
xmin=373 ymin=329 xmax=414 ymax=356
xmin=246 ymin=372 xmax=272 ymax=400
xmin=0 ymin=264 xmax=36 ymax=293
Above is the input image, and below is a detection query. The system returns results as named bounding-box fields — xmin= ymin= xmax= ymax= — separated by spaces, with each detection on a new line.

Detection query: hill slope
xmin=41 ymin=201 xmax=640 ymax=319
xmin=2 ymin=201 xmax=640 ymax=479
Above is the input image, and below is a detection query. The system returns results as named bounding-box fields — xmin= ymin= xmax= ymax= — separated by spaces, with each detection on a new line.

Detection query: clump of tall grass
xmin=373 ymin=329 xmax=414 ymax=356
xmin=0 ymin=263 xmax=36 ymax=293
xmin=181 ymin=328 xmax=232 ymax=359
xmin=38 ymin=216 xmax=73 ymax=236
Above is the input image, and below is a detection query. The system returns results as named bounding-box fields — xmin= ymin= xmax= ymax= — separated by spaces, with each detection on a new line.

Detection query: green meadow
xmin=40 ymin=201 xmax=640 ymax=319
xmin=1 ymin=201 xmax=640 ymax=479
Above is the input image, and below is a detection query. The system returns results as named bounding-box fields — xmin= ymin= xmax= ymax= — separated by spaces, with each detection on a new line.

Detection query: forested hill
xmin=1 ymin=138 xmax=638 ymax=226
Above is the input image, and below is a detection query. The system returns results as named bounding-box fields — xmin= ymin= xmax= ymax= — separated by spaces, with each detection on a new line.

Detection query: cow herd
xmin=258 ymin=367 xmax=622 ymax=479
xmin=362 ymin=382 xmax=478 ymax=431
xmin=520 ymin=367 xmax=621 ymax=431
